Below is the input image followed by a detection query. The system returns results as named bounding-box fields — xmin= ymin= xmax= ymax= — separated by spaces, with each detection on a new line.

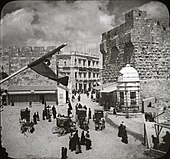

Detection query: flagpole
xmin=0 ymin=66 xmax=28 ymax=85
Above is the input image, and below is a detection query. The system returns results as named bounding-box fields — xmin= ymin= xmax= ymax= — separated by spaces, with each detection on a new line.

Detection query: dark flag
xmin=28 ymin=43 xmax=69 ymax=86
xmin=0 ymin=72 xmax=8 ymax=80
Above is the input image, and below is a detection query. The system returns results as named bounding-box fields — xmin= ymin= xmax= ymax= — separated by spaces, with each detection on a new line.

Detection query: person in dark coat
xmin=36 ymin=111 xmax=40 ymax=121
xmin=61 ymin=147 xmax=67 ymax=159
xmin=75 ymin=137 xmax=82 ymax=154
xmin=68 ymin=101 xmax=73 ymax=110
xmin=33 ymin=112 xmax=37 ymax=124
xmin=67 ymin=107 xmax=72 ymax=117
xmin=69 ymin=132 xmax=74 ymax=151
xmin=29 ymin=100 xmax=32 ymax=107
xmin=91 ymin=94 xmax=93 ymax=100
xmin=72 ymin=130 xmax=79 ymax=151
xmin=52 ymin=105 xmax=57 ymax=119
xmin=80 ymin=130 xmax=86 ymax=145
xmin=88 ymin=108 xmax=91 ymax=119
xmin=78 ymin=95 xmax=81 ymax=102
xmin=42 ymin=110 xmax=45 ymax=120
xmin=44 ymin=105 xmax=47 ymax=119
xmin=85 ymin=135 xmax=92 ymax=150
xmin=121 ymin=128 xmax=128 ymax=144
xmin=118 ymin=122 xmax=126 ymax=137
xmin=87 ymin=92 xmax=89 ymax=98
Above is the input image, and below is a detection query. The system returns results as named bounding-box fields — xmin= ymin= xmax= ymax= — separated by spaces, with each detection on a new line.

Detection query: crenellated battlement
xmin=100 ymin=9 xmax=170 ymax=82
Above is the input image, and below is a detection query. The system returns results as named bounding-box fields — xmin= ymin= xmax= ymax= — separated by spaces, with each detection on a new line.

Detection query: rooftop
xmin=118 ymin=64 xmax=140 ymax=82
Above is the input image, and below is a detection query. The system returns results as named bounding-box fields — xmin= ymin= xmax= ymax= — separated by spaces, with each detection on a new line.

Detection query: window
xmin=59 ymin=94 xmax=63 ymax=99
xmin=89 ymin=72 xmax=91 ymax=78
xmin=120 ymin=92 xmax=124 ymax=105
xmin=84 ymin=73 xmax=86 ymax=78
xmin=75 ymin=59 xmax=77 ymax=65
xmin=93 ymin=73 xmax=95 ymax=78
xmin=83 ymin=60 xmax=86 ymax=66
xmin=93 ymin=61 xmax=95 ymax=66
xmin=75 ymin=72 xmax=77 ymax=78
xmin=130 ymin=92 xmax=136 ymax=99
xmin=88 ymin=60 xmax=91 ymax=66
xmin=130 ymin=92 xmax=136 ymax=105
xmin=79 ymin=59 xmax=81 ymax=64
xmin=64 ymin=61 xmax=66 ymax=67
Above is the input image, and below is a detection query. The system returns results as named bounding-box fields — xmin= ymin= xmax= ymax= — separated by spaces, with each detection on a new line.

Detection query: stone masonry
xmin=100 ymin=9 xmax=170 ymax=83
xmin=0 ymin=46 xmax=57 ymax=87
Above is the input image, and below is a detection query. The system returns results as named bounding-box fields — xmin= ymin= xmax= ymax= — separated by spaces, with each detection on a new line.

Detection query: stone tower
xmin=100 ymin=9 xmax=170 ymax=83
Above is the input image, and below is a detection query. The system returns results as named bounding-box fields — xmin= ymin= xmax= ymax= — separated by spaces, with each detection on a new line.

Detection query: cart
xmin=19 ymin=108 xmax=35 ymax=134
xmin=76 ymin=108 xmax=89 ymax=130
xmin=93 ymin=109 xmax=105 ymax=130
xmin=52 ymin=116 xmax=76 ymax=136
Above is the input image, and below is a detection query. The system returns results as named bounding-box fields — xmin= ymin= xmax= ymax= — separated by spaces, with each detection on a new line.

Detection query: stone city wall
xmin=1 ymin=46 xmax=57 ymax=86
xmin=100 ymin=9 xmax=170 ymax=83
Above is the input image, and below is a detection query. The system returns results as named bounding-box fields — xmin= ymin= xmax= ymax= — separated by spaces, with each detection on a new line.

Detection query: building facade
xmin=56 ymin=51 xmax=100 ymax=93
xmin=0 ymin=46 xmax=68 ymax=104
xmin=117 ymin=64 xmax=140 ymax=113
xmin=100 ymin=9 xmax=170 ymax=83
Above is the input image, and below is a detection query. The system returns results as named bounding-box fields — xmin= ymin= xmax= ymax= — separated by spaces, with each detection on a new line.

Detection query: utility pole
xmin=125 ymin=82 xmax=129 ymax=118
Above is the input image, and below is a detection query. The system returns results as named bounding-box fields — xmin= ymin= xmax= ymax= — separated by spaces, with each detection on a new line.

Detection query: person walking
xmin=72 ymin=130 xmax=79 ymax=151
xmin=42 ymin=110 xmax=45 ymax=120
xmin=121 ymin=127 xmax=128 ymax=144
xmin=68 ymin=101 xmax=73 ymax=110
xmin=118 ymin=123 xmax=124 ymax=137
xmin=36 ymin=111 xmax=40 ymax=121
xmin=52 ymin=105 xmax=57 ymax=119
xmin=80 ymin=130 xmax=86 ymax=145
xmin=69 ymin=132 xmax=74 ymax=151
xmin=75 ymin=137 xmax=82 ymax=154
xmin=88 ymin=108 xmax=91 ymax=119
xmin=85 ymin=133 xmax=92 ymax=150
xmin=61 ymin=147 xmax=67 ymax=159
xmin=29 ymin=100 xmax=32 ymax=108
xmin=78 ymin=94 xmax=81 ymax=102
xmin=33 ymin=112 xmax=37 ymax=124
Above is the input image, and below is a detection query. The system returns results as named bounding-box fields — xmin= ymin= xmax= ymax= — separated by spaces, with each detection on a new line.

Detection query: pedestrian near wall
xmin=33 ymin=112 xmax=37 ymax=124
xmin=36 ymin=111 xmax=40 ymax=121
xmin=29 ymin=100 xmax=32 ymax=108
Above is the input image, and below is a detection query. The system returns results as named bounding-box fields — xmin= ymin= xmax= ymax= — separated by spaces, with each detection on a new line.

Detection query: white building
xmin=56 ymin=51 xmax=100 ymax=93
xmin=117 ymin=64 xmax=140 ymax=113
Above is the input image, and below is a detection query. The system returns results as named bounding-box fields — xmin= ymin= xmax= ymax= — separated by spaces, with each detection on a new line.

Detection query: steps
xmin=144 ymin=148 xmax=166 ymax=158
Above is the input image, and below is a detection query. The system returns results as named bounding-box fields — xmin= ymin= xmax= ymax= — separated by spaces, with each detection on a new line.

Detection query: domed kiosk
xmin=117 ymin=64 xmax=140 ymax=114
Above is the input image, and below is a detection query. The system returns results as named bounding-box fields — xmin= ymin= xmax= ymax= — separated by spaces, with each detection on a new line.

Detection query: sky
xmin=0 ymin=0 xmax=169 ymax=54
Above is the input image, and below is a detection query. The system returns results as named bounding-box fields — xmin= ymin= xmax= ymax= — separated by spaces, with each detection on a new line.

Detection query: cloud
xmin=0 ymin=0 xmax=115 ymax=53
xmin=138 ymin=1 xmax=169 ymax=19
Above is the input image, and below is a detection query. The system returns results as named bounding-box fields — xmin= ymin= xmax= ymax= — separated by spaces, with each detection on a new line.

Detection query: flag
xmin=0 ymin=72 xmax=8 ymax=80
xmin=28 ymin=43 xmax=69 ymax=86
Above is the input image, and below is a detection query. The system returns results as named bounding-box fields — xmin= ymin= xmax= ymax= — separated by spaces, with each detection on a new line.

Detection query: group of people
xmin=118 ymin=121 xmax=128 ymax=144
xmin=42 ymin=105 xmax=55 ymax=122
xmin=69 ymin=130 xmax=92 ymax=154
